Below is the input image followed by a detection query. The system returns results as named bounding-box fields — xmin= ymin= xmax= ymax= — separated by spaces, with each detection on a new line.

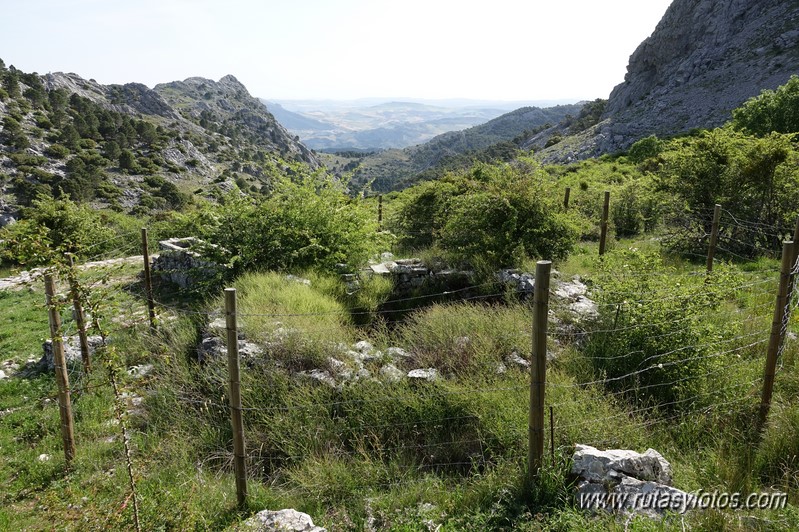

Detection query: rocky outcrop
xmin=40 ymin=335 xmax=104 ymax=370
xmin=572 ymin=444 xmax=691 ymax=518
xmin=43 ymin=73 xmax=180 ymax=120
xmin=154 ymin=75 xmax=319 ymax=168
xmin=539 ymin=0 xmax=799 ymax=160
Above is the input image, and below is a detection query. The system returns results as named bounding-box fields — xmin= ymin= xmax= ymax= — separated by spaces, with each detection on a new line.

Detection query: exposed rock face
xmin=542 ymin=0 xmax=799 ymax=160
xmin=154 ymin=75 xmax=319 ymax=168
xmin=43 ymin=73 xmax=180 ymax=120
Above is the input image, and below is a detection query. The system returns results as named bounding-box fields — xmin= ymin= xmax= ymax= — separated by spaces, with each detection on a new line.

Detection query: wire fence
xmin=9 ymin=204 xmax=799 ymax=516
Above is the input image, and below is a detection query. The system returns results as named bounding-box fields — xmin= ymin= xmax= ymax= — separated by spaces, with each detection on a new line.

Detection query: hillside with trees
xmin=0 ymin=60 xmax=317 ymax=223
xmin=339 ymin=103 xmax=582 ymax=191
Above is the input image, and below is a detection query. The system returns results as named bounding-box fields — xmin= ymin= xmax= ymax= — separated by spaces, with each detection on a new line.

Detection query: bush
xmin=627 ymin=135 xmax=663 ymax=163
xmin=732 ymin=75 xmax=799 ymax=136
xmin=581 ymin=249 xmax=743 ymax=410
xmin=160 ymin=172 xmax=385 ymax=274
xmin=0 ymin=196 xmax=117 ymax=265
xmin=657 ymin=128 xmax=799 ymax=256
xmin=44 ymin=144 xmax=70 ymax=159
xmin=393 ymin=161 xmax=579 ymax=270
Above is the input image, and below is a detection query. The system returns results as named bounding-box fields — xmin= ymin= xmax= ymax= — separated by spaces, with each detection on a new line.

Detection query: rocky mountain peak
xmin=543 ymin=0 xmax=799 ymax=161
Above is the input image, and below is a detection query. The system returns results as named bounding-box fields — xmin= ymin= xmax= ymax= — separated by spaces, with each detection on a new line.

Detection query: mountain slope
xmin=535 ymin=0 xmax=799 ymax=160
xmin=346 ymin=103 xmax=582 ymax=191
xmin=0 ymin=63 xmax=318 ymax=218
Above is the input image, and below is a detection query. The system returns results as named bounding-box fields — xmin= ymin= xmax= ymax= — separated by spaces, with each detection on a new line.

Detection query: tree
xmin=119 ymin=149 xmax=137 ymax=172
xmin=731 ymin=75 xmax=799 ymax=136
xmin=1 ymin=116 xmax=29 ymax=150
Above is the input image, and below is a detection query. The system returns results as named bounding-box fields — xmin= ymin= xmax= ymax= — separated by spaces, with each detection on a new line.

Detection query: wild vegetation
xmin=1 ymin=72 xmax=799 ymax=531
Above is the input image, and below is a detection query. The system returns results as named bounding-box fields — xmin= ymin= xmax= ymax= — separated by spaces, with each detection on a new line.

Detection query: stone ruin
xmin=151 ymin=237 xmax=225 ymax=289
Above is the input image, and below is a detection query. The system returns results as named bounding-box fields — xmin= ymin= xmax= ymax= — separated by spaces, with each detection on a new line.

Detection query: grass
xmin=1 ymin=232 xmax=798 ymax=530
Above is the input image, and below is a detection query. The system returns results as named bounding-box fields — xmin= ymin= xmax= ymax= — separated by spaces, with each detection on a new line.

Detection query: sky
xmin=0 ymin=0 xmax=673 ymax=103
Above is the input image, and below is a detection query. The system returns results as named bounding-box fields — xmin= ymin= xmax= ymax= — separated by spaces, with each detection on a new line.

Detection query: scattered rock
xmin=198 ymin=336 xmax=226 ymax=363
xmin=407 ymin=368 xmax=439 ymax=381
xmin=39 ymin=335 xmax=104 ymax=371
xmin=298 ymin=369 xmax=336 ymax=388
xmin=505 ymin=352 xmax=530 ymax=369
xmin=127 ymin=364 xmax=153 ymax=379
xmin=0 ymin=369 xmax=6 ymax=380
xmin=379 ymin=363 xmax=404 ymax=382
xmin=385 ymin=346 xmax=411 ymax=360
xmin=572 ymin=444 xmax=688 ymax=518
xmin=285 ymin=274 xmax=311 ymax=286
xmin=497 ymin=269 xmax=536 ymax=294
xmin=38 ymin=454 xmax=51 ymax=462
xmin=572 ymin=444 xmax=672 ymax=485
xmin=239 ymin=508 xmax=326 ymax=531
xmin=354 ymin=340 xmax=374 ymax=353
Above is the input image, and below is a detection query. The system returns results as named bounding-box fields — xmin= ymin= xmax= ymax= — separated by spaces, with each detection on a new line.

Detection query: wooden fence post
xmin=225 ymin=288 xmax=247 ymax=507
xmin=599 ymin=191 xmax=610 ymax=256
xmin=563 ymin=187 xmax=571 ymax=211
xmin=140 ymin=228 xmax=156 ymax=330
xmin=378 ymin=194 xmax=383 ymax=232
xmin=45 ymin=274 xmax=77 ymax=464
xmin=549 ymin=405 xmax=555 ymax=464
xmin=706 ymin=204 xmax=721 ymax=273
xmin=785 ymin=216 xmax=799 ymax=306
xmin=529 ymin=260 xmax=551 ymax=481
xmin=66 ymin=255 xmax=91 ymax=374
xmin=759 ymin=240 xmax=796 ymax=428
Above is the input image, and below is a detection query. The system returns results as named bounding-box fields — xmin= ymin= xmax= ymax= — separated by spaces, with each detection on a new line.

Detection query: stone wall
xmin=151 ymin=237 xmax=224 ymax=289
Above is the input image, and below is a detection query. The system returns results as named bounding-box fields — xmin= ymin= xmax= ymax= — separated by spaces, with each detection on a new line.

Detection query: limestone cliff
xmin=539 ymin=0 xmax=799 ymax=160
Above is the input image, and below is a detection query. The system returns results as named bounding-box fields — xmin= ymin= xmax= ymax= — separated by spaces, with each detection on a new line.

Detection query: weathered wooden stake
xmin=598 ymin=191 xmax=610 ymax=256
xmin=45 ymin=274 xmax=76 ymax=464
xmin=759 ymin=240 xmax=796 ymax=428
xmin=706 ymin=204 xmax=722 ymax=273
xmin=140 ymin=228 xmax=156 ymax=330
xmin=67 ymin=254 xmax=91 ymax=374
xmin=225 ymin=288 xmax=247 ymax=507
xmin=563 ymin=187 xmax=571 ymax=211
xmin=378 ymin=194 xmax=383 ymax=232
xmin=549 ymin=405 xmax=555 ymax=464
xmin=529 ymin=260 xmax=551 ymax=481
xmin=785 ymin=216 xmax=799 ymax=308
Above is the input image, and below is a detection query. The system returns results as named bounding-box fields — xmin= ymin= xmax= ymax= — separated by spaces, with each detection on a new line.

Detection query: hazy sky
xmin=0 ymin=0 xmax=673 ymax=102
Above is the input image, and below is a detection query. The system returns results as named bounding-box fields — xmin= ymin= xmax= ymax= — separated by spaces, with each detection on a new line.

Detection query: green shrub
xmin=657 ymin=128 xmax=799 ymax=257
xmin=163 ymin=173 xmax=385 ymax=274
xmin=44 ymin=143 xmax=70 ymax=159
xmin=627 ymin=135 xmax=663 ymax=163
xmin=581 ymin=249 xmax=743 ymax=410
xmin=732 ymin=75 xmax=799 ymax=136
xmin=0 ymin=196 xmax=116 ymax=264
xmin=393 ymin=161 xmax=579 ymax=270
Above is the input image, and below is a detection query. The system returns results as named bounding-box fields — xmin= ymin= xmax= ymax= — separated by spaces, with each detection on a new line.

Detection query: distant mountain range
xmin=262 ymin=98 xmax=579 ymax=151
xmin=329 ymin=103 xmax=584 ymax=192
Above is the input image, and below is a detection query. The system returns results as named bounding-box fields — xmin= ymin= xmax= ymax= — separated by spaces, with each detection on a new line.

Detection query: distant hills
xmin=262 ymin=98 xmax=580 ymax=151
xmin=331 ymin=103 xmax=583 ymax=192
